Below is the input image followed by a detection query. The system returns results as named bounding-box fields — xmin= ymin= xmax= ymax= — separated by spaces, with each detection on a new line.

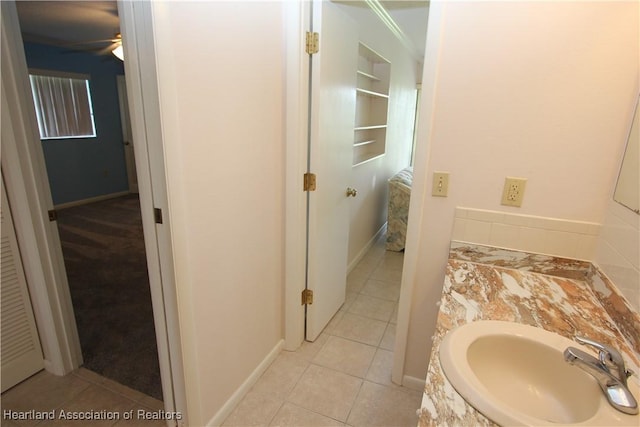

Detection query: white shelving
xmin=355 ymin=88 xmax=389 ymax=98
xmin=353 ymin=43 xmax=390 ymax=166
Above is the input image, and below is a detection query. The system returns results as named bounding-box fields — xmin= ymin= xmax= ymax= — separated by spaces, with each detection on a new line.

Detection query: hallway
xmin=223 ymin=234 xmax=421 ymax=426
xmin=1 ymin=234 xmax=421 ymax=427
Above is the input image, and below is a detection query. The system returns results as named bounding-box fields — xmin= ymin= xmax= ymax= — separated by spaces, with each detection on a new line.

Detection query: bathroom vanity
xmin=418 ymin=242 xmax=640 ymax=426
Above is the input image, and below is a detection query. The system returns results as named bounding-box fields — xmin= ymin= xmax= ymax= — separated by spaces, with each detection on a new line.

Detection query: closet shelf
xmin=356 ymin=88 xmax=389 ymax=98
xmin=353 ymin=42 xmax=390 ymax=167
xmin=354 ymin=139 xmax=376 ymax=147
xmin=354 ymin=125 xmax=387 ymax=131
xmin=356 ymin=70 xmax=380 ymax=81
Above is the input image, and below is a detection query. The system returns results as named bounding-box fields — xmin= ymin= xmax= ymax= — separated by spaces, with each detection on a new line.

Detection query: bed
xmin=386 ymin=167 xmax=413 ymax=251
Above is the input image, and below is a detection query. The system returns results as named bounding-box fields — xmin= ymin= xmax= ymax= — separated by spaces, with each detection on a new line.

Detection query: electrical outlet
xmin=432 ymin=172 xmax=449 ymax=197
xmin=501 ymin=177 xmax=527 ymax=207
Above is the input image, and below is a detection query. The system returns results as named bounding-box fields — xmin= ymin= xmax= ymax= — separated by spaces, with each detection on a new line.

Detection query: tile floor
xmin=222 ymin=235 xmax=422 ymax=427
xmin=1 ymin=368 xmax=165 ymax=427
xmin=2 ymin=236 xmax=420 ymax=427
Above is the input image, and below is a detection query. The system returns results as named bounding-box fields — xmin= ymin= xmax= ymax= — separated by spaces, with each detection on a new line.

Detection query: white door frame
xmin=1 ymin=1 xmax=187 ymax=424
xmin=283 ymin=0 xmax=311 ymax=351
xmin=1 ymin=0 xmax=82 ymax=377
xmin=117 ymin=1 xmax=187 ymax=424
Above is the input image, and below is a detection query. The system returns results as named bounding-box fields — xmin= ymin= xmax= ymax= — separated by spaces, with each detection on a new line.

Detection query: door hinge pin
xmin=303 ymin=173 xmax=316 ymax=192
xmin=305 ymin=31 xmax=319 ymax=55
xmin=301 ymin=289 xmax=314 ymax=305
xmin=47 ymin=209 xmax=57 ymax=221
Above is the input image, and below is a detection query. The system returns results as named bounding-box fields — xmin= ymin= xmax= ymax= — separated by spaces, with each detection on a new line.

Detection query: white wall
xmin=335 ymin=4 xmax=420 ymax=266
xmin=402 ymin=1 xmax=639 ymax=381
xmin=150 ymin=2 xmax=285 ymax=425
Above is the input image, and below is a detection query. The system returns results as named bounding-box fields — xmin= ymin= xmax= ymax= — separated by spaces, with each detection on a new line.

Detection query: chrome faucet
xmin=564 ymin=336 xmax=638 ymax=415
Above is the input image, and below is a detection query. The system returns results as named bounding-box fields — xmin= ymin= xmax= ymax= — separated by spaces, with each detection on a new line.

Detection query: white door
xmin=1 ymin=176 xmax=44 ymax=392
xmin=305 ymin=1 xmax=358 ymax=341
xmin=117 ymin=75 xmax=138 ymax=193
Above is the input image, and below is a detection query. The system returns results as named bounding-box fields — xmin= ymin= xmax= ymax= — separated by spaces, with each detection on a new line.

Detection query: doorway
xmin=15 ymin=3 xmax=162 ymax=400
xmin=55 ymin=195 xmax=161 ymax=399
xmin=302 ymin=0 xmax=427 ymax=349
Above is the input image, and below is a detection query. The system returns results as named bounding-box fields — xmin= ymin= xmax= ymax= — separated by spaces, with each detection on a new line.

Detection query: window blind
xmin=29 ymin=73 xmax=97 ymax=139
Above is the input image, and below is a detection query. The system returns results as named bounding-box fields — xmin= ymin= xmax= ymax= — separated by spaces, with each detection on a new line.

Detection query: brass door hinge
xmin=305 ymin=31 xmax=319 ymax=55
xmin=48 ymin=209 xmax=58 ymax=221
xmin=303 ymin=173 xmax=316 ymax=192
xmin=301 ymin=289 xmax=314 ymax=305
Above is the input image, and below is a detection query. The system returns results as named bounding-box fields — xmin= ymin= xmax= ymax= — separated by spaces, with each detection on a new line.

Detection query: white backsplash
xmin=452 ymin=207 xmax=601 ymax=260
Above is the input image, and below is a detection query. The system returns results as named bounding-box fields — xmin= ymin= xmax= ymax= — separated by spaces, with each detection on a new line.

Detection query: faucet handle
xmin=575 ymin=336 xmax=630 ymax=381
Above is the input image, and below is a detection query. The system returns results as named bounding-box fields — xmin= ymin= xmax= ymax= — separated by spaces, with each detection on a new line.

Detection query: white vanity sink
xmin=439 ymin=320 xmax=639 ymax=426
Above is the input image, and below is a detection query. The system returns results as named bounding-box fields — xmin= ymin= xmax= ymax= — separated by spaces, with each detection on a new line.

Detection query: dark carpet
xmin=56 ymin=194 xmax=162 ymax=400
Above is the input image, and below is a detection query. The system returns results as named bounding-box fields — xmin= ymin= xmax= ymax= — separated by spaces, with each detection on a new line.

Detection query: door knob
xmin=346 ymin=187 xmax=358 ymax=197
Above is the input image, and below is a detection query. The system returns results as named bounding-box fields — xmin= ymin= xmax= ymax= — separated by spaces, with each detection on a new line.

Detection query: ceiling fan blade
xmin=64 ymin=38 xmax=119 ymax=47
xmin=96 ymin=42 xmax=120 ymax=56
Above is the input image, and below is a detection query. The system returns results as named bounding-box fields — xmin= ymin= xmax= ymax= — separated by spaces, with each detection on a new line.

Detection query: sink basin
xmin=439 ymin=320 xmax=639 ymax=426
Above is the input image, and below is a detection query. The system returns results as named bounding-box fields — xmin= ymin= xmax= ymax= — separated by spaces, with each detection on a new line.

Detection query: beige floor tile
xmin=222 ymin=390 xmax=283 ymax=427
xmin=344 ymin=291 xmax=358 ymax=311
xmin=370 ymin=264 xmax=403 ymax=283
xmin=390 ymin=304 xmax=398 ymax=325
xmin=365 ymin=349 xmax=394 ymax=386
xmin=352 ymin=247 xmax=383 ymax=272
xmin=348 ymin=294 xmax=395 ymax=322
xmin=1 ymin=371 xmax=92 ymax=426
xmin=72 ymin=368 xmax=107 ymax=385
xmin=379 ymin=323 xmax=396 ymax=351
xmin=346 ymin=270 xmax=368 ymax=294
xmin=325 ymin=309 xmax=346 ymax=335
xmin=251 ymin=351 xmax=310 ymax=399
xmin=294 ymin=333 xmax=330 ymax=361
xmin=137 ymin=395 xmax=164 ymax=412
xmin=38 ymin=384 xmax=136 ymax=427
xmin=269 ymin=402 xmax=344 ymax=427
xmin=287 ymin=365 xmax=362 ymax=422
xmin=330 ymin=313 xmax=387 ymax=347
xmin=377 ymin=252 xmax=405 ymax=271
xmin=100 ymin=377 xmax=149 ymax=403
xmin=1 ymin=419 xmax=21 ymax=427
xmin=361 ymin=278 xmax=401 ymax=302
xmin=346 ymin=381 xmax=421 ymax=427
xmin=312 ymin=336 xmax=376 ymax=378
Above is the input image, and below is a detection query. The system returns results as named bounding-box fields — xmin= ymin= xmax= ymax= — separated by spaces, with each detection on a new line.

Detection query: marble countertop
xmin=418 ymin=242 xmax=640 ymax=427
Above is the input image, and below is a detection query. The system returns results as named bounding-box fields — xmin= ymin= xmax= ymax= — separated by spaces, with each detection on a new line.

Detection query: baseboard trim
xmin=206 ymin=339 xmax=284 ymax=426
xmin=347 ymin=222 xmax=388 ymax=273
xmin=402 ymin=374 xmax=426 ymax=391
xmin=55 ymin=191 xmax=131 ymax=210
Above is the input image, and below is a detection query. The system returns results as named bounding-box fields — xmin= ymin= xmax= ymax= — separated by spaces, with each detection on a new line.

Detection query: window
xmin=28 ymin=70 xmax=97 ymax=140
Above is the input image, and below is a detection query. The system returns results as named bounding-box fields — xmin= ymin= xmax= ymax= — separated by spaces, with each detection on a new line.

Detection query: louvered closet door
xmin=1 ymin=177 xmax=44 ymax=392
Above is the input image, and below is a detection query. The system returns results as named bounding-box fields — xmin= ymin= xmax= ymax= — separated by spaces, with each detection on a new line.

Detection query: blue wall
xmin=23 ymin=42 xmax=129 ymax=205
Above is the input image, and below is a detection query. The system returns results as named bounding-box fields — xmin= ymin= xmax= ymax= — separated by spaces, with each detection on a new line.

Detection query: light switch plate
xmin=432 ymin=172 xmax=449 ymax=197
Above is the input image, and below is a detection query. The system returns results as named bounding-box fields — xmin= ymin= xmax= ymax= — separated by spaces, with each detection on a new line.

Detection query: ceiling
xmin=334 ymin=0 xmax=429 ymax=61
xmin=16 ymin=1 xmax=119 ymax=46
xmin=16 ymin=0 xmax=428 ymax=58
